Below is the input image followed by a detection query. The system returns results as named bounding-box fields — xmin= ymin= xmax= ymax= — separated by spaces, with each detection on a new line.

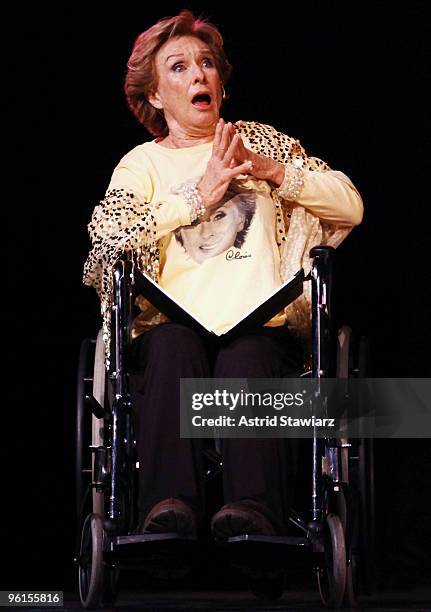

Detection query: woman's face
xmin=180 ymin=197 xmax=246 ymax=264
xmin=149 ymin=36 xmax=222 ymax=137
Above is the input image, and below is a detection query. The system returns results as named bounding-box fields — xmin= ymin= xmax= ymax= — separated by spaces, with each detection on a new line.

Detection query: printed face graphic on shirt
xmin=175 ymin=188 xmax=256 ymax=264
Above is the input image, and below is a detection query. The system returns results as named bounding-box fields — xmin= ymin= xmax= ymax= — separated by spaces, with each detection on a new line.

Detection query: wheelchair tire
xmin=337 ymin=327 xmax=375 ymax=599
xmin=336 ymin=487 xmax=359 ymax=607
xmin=76 ymin=338 xmax=96 ymax=525
xmin=78 ymin=513 xmax=104 ymax=610
xmin=358 ymin=437 xmax=375 ymax=594
xmin=91 ymin=330 xmax=107 ymax=518
xmin=317 ymin=513 xmax=347 ymax=609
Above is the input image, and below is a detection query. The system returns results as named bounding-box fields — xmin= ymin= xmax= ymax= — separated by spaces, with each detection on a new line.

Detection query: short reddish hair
xmin=124 ymin=10 xmax=232 ymax=137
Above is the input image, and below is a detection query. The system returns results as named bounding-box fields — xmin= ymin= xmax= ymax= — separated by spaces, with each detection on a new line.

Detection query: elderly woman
xmin=83 ymin=10 xmax=363 ymax=541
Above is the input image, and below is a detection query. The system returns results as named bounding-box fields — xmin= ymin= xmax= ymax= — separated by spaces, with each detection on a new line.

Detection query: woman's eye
xmin=213 ymin=210 xmax=226 ymax=221
xmin=171 ymin=63 xmax=185 ymax=72
xmin=202 ymin=57 xmax=214 ymax=68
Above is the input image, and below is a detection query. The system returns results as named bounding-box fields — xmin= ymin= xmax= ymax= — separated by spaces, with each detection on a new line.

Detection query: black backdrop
xmin=3 ymin=1 xmax=430 ymax=594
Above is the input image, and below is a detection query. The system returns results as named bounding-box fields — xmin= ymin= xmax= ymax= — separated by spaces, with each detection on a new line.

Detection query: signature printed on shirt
xmin=226 ymin=249 xmax=252 ymax=261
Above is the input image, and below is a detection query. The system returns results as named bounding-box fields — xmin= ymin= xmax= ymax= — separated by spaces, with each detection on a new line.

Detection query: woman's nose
xmin=199 ymin=221 xmax=213 ymax=238
xmin=192 ymin=62 xmax=206 ymax=83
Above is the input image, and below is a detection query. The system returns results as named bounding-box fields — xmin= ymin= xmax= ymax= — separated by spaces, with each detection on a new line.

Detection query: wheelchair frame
xmin=75 ymin=245 xmax=374 ymax=609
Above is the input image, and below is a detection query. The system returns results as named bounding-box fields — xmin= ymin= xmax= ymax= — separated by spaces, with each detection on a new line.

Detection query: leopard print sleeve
xmin=234 ymin=120 xmax=356 ymax=340
xmin=82 ymin=187 xmax=160 ymax=369
xmin=234 ymin=120 xmax=331 ymax=172
xmin=83 ymin=187 xmax=159 ymax=295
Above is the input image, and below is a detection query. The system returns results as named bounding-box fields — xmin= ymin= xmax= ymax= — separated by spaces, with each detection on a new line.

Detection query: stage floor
xmin=54 ymin=588 xmax=431 ymax=611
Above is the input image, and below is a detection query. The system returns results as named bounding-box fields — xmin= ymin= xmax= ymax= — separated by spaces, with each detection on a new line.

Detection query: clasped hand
xmin=198 ymin=119 xmax=283 ymax=212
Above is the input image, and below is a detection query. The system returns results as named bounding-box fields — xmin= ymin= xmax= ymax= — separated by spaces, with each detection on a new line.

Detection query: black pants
xmin=129 ymin=322 xmax=302 ymax=532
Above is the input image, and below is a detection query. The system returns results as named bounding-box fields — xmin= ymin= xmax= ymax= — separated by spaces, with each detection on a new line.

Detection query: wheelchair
xmin=75 ymin=246 xmax=375 ymax=609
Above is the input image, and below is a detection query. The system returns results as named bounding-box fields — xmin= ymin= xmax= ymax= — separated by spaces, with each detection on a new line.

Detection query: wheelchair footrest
xmin=223 ymin=534 xmax=313 ymax=572
xmin=110 ymin=532 xmax=197 ymax=549
xmin=105 ymin=532 xmax=199 ymax=570
xmin=227 ymin=534 xmax=310 ymax=547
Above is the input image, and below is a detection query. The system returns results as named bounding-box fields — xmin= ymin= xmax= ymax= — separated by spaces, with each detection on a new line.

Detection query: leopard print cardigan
xmin=83 ymin=120 xmax=353 ymax=366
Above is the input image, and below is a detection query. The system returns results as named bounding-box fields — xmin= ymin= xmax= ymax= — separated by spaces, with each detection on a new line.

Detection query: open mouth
xmin=192 ymin=93 xmax=212 ymax=107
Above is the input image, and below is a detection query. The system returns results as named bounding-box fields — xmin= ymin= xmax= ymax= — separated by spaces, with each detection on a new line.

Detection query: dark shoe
xmin=140 ymin=497 xmax=197 ymax=537
xmin=211 ymin=500 xmax=276 ymax=542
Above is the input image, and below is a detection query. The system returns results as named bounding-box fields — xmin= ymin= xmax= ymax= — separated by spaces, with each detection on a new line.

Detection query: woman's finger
xmin=224 ymin=133 xmax=241 ymax=165
xmin=212 ymin=119 xmax=223 ymax=156
xmin=219 ymin=121 xmax=231 ymax=157
xmin=228 ymin=159 xmax=253 ymax=178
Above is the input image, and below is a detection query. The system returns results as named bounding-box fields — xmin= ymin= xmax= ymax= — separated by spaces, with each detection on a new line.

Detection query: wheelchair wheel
xmin=76 ymin=338 xmax=96 ymax=525
xmin=78 ymin=513 xmax=104 ymax=609
xmin=351 ymin=334 xmax=375 ymax=595
xmin=336 ymin=486 xmax=358 ymax=607
xmin=91 ymin=329 xmax=107 ymax=518
xmin=357 ymin=437 xmax=375 ymax=594
xmin=75 ymin=332 xmax=106 ymax=549
xmin=337 ymin=326 xmax=375 ymax=600
xmin=317 ymin=513 xmax=347 ymax=609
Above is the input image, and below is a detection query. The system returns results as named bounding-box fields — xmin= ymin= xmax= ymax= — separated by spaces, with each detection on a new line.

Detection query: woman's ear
xmin=148 ymin=91 xmax=163 ymax=110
